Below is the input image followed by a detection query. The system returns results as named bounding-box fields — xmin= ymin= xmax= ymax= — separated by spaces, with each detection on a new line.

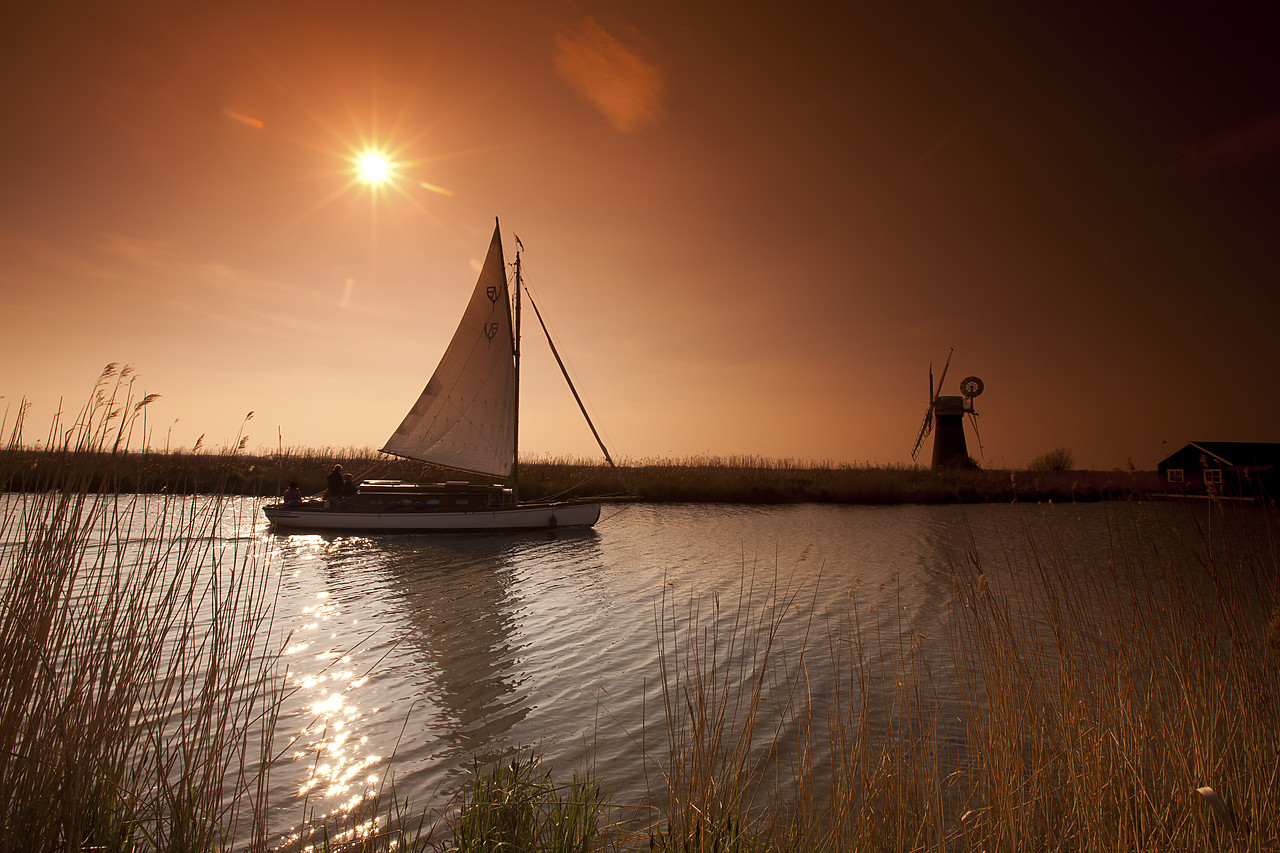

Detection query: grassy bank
xmin=604 ymin=455 xmax=1159 ymax=504
xmin=1 ymin=446 xmax=1161 ymax=505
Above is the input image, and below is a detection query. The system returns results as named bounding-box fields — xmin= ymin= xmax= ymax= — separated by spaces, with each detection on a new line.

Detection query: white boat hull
xmin=262 ymin=500 xmax=601 ymax=533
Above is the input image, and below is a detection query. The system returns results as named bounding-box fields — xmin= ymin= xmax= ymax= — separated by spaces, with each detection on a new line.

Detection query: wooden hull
xmin=262 ymin=499 xmax=601 ymax=533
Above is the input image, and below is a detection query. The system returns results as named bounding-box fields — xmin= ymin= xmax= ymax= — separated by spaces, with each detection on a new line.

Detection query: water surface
xmin=240 ymin=498 xmax=1246 ymax=831
xmin=9 ymin=493 xmax=1255 ymax=840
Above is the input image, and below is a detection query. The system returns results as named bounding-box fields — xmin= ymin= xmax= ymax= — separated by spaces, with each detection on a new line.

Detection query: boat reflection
xmin=373 ymin=529 xmax=607 ymax=766
xmin=376 ymin=537 xmax=533 ymax=757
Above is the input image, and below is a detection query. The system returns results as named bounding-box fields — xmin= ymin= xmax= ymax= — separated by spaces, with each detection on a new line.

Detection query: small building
xmin=1157 ymin=441 xmax=1280 ymax=502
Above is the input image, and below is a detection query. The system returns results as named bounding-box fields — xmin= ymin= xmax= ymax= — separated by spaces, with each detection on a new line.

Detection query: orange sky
xmin=2 ymin=2 xmax=1278 ymax=470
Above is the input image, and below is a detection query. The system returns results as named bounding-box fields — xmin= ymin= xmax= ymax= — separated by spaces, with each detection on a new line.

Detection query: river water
xmin=256 ymin=503 xmax=963 ymax=820
xmin=6 ymin=494 xmax=1273 ymax=844
xmin=240 ymin=498 xmax=1269 ymax=837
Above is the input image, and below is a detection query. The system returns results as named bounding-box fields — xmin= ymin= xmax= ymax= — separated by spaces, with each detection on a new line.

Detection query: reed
xmin=3 ymin=444 xmax=1163 ymax=505
xmin=955 ymin=504 xmax=1279 ymax=850
xmin=448 ymin=749 xmax=609 ymax=852
xmin=634 ymin=501 xmax=1280 ymax=851
xmin=0 ymin=365 xmax=286 ymax=850
xmin=645 ymin=559 xmax=821 ymax=852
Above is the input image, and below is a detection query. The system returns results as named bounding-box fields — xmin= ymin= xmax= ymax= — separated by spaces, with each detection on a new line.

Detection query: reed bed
xmin=2 ymin=444 xmax=1162 ymax=505
xmin=629 ymin=501 xmax=1280 ymax=851
xmin=944 ymin=505 xmax=1280 ymax=851
xmin=0 ymin=365 xmax=289 ymax=850
xmin=611 ymin=457 xmax=1159 ymax=504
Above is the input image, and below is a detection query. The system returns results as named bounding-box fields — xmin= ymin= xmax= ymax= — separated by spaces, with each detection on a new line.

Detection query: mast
xmin=511 ymin=230 xmax=522 ymax=503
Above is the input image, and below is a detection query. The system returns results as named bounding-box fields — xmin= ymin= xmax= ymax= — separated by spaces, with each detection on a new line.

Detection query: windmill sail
xmin=380 ymin=223 xmax=517 ymax=477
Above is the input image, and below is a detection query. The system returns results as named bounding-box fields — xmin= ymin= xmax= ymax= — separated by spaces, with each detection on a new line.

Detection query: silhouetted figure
xmin=342 ymin=473 xmax=358 ymax=496
xmin=325 ymin=465 xmax=344 ymax=501
xmin=283 ymin=481 xmax=302 ymax=506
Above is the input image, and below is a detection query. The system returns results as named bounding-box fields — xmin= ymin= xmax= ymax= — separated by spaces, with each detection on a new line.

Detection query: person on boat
xmin=283 ymin=481 xmax=302 ymax=506
xmin=325 ymin=465 xmax=344 ymax=501
xmin=342 ymin=473 xmax=358 ymax=496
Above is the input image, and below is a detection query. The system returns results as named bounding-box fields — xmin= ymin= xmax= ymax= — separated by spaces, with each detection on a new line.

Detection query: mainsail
xmin=380 ymin=223 xmax=517 ymax=477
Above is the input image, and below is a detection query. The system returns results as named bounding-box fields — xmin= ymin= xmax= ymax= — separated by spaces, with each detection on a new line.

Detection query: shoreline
xmin=0 ymin=447 xmax=1187 ymax=505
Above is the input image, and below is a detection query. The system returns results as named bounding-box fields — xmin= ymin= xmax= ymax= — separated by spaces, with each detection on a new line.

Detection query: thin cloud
xmin=553 ymin=17 xmax=664 ymax=133
xmin=0 ymin=229 xmax=347 ymax=340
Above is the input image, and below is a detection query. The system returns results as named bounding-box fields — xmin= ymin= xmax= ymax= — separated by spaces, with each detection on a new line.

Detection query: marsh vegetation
xmin=2 ymin=445 xmax=1159 ymax=506
xmin=2 ymin=368 xmax=1272 ymax=850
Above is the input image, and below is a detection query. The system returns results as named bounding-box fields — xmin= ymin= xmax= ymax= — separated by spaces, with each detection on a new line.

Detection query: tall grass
xmin=946 ymin=505 xmax=1280 ymax=850
xmin=450 ymin=750 xmax=609 ymax=852
xmin=0 ymin=365 xmax=286 ymax=850
xmin=637 ymin=502 xmax=1280 ymax=851
xmin=648 ymin=562 xmax=819 ymax=851
xmin=3 ymin=445 xmax=1162 ymax=505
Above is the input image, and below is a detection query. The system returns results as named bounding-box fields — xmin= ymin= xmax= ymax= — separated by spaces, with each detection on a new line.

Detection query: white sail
xmin=380 ymin=223 xmax=517 ymax=477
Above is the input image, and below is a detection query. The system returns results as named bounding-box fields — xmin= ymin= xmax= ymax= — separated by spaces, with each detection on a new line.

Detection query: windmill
xmin=911 ymin=348 xmax=985 ymax=469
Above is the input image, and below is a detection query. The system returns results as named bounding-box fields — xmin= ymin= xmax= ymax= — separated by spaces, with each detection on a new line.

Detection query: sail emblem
xmin=486 ymin=285 xmax=500 ymax=304
xmin=484 ymin=322 xmax=500 ymax=342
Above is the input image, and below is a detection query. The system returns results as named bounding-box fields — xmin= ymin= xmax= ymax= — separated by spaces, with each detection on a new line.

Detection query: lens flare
xmin=419 ymin=180 xmax=454 ymax=197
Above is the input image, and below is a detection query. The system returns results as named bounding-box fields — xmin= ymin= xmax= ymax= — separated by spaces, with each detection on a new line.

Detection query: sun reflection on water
xmin=285 ymin=582 xmax=383 ymax=814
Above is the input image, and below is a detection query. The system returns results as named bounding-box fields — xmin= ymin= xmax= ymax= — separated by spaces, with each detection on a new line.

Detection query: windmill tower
xmin=911 ymin=348 xmax=985 ymax=469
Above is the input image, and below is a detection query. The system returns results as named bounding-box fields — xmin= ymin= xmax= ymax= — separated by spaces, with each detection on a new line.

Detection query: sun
xmin=355 ymin=150 xmax=393 ymax=185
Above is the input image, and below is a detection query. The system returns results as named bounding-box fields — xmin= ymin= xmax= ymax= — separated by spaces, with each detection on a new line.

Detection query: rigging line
xmin=596 ymin=500 xmax=638 ymax=527
xmin=539 ymin=470 xmax=599 ymax=501
xmin=524 ymin=288 xmax=629 ymax=492
xmin=538 ymin=464 xmax=634 ymax=501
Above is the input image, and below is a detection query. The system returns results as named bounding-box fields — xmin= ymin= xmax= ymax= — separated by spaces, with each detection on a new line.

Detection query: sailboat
xmin=262 ymin=220 xmax=611 ymax=532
